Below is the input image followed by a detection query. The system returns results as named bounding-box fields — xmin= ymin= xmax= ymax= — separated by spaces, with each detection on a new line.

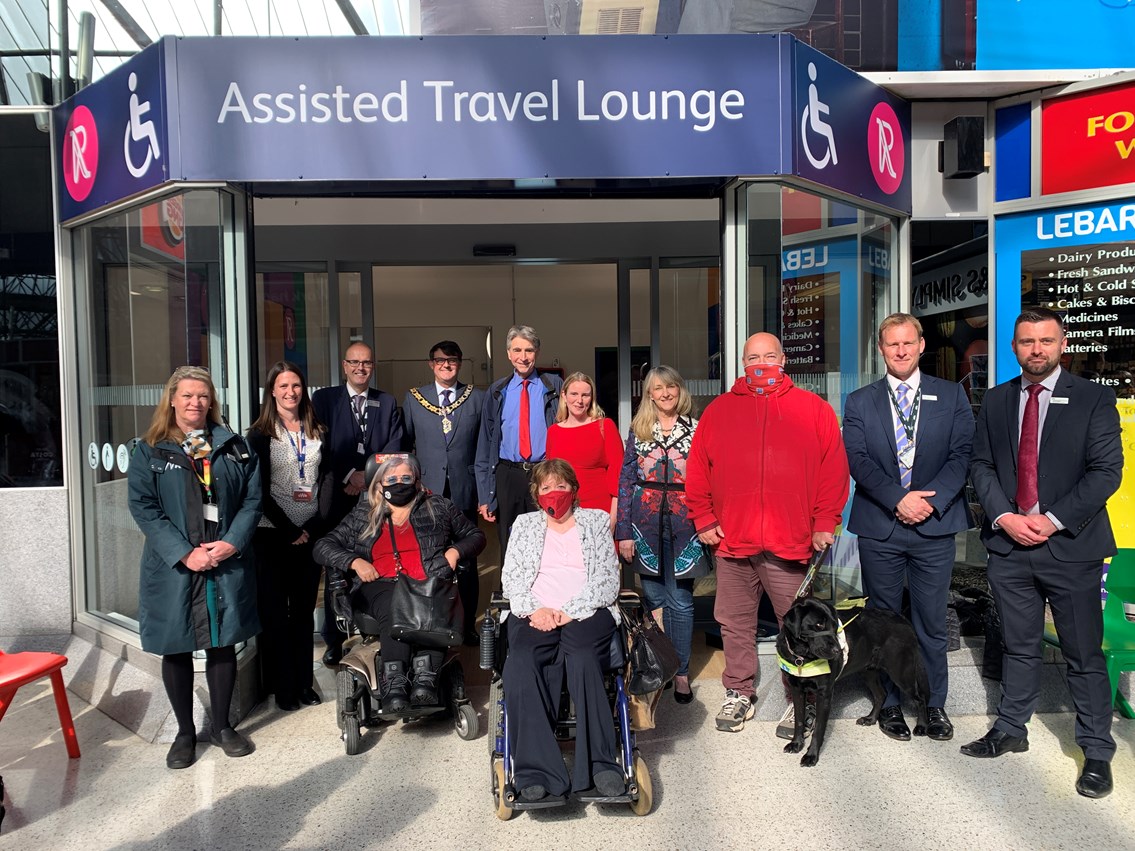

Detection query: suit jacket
xmin=969 ymin=369 xmax=1122 ymax=561
xmin=310 ymin=384 xmax=404 ymax=498
xmin=474 ymin=372 xmax=564 ymax=511
xmin=844 ymin=374 xmax=974 ymax=540
xmin=402 ymin=382 xmax=485 ymax=513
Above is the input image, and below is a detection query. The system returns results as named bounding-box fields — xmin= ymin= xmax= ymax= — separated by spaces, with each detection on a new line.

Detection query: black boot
xmin=381 ymin=661 xmax=409 ymax=712
xmin=410 ymin=653 xmax=438 ymax=707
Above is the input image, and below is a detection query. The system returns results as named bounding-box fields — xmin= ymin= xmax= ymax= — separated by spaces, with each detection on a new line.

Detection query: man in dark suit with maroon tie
xmin=964 ymin=307 xmax=1123 ymax=799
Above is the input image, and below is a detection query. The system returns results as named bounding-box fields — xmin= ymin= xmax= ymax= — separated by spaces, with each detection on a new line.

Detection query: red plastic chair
xmin=0 ymin=650 xmax=81 ymax=758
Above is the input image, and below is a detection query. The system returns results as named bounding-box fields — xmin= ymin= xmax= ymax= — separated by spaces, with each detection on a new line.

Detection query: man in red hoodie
xmin=686 ymin=332 xmax=849 ymax=732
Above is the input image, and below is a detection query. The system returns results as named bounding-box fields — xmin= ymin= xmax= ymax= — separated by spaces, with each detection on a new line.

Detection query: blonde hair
xmin=555 ymin=372 xmax=605 ymax=423
xmin=360 ymin=454 xmax=428 ymax=539
xmin=143 ymin=366 xmax=222 ymax=446
xmin=631 ymin=365 xmax=693 ymax=441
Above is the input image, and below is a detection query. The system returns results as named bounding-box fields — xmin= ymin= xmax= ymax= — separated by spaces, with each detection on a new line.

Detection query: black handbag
xmin=385 ymin=517 xmax=464 ymax=649
xmin=624 ymin=604 xmax=680 ymax=696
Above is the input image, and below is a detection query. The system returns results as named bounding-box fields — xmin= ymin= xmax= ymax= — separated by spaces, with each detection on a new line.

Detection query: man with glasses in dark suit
xmin=311 ymin=341 xmax=404 ymax=664
xmin=403 ymin=341 xmax=485 ymax=644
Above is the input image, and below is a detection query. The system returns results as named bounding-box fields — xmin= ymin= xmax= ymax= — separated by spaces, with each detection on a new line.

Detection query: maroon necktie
xmin=518 ymin=379 xmax=532 ymax=461
xmin=1015 ymin=383 xmax=1043 ymax=512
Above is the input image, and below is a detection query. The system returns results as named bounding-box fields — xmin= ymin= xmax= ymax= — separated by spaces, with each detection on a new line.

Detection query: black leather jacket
xmin=313 ymin=491 xmax=485 ymax=580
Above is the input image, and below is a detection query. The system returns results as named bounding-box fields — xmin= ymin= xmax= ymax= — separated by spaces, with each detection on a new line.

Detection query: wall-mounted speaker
xmin=939 ymin=116 xmax=985 ymax=179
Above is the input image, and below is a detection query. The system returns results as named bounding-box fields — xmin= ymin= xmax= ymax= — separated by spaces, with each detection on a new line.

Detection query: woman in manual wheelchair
xmin=312 ymin=453 xmax=484 ymax=748
xmin=495 ymin=458 xmax=644 ymax=810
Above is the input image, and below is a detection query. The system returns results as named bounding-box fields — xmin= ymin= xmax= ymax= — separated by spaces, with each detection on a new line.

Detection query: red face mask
xmin=537 ymin=490 xmax=574 ymax=520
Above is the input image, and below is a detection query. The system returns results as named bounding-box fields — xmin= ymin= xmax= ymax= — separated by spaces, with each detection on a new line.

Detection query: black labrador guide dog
xmin=777 ymin=597 xmax=930 ymax=767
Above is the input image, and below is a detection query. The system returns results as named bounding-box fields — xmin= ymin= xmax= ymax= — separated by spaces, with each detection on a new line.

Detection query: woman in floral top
xmin=615 ymin=366 xmax=709 ymax=704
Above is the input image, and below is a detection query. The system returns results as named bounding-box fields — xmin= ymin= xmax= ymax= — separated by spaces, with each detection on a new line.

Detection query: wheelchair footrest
xmin=373 ymin=705 xmax=447 ymax=721
xmin=575 ymin=791 xmax=634 ymax=804
xmin=510 ymin=795 xmax=568 ymax=811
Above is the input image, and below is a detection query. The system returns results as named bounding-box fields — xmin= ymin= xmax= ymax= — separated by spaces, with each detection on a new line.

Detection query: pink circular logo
xmin=62 ymin=105 xmax=99 ymax=202
xmin=867 ymin=102 xmax=904 ymax=195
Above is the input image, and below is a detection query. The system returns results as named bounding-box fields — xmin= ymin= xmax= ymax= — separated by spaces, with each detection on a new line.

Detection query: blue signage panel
xmin=54 ymin=43 xmax=169 ymax=222
xmin=995 ymin=199 xmax=1135 ymax=382
xmin=54 ymin=34 xmax=911 ymax=220
xmin=170 ymin=35 xmax=787 ymax=184
xmin=793 ymin=42 xmax=912 ymax=212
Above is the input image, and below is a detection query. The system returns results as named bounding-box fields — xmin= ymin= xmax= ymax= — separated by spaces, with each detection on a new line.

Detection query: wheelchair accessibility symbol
xmin=800 ymin=62 xmax=838 ymax=170
xmin=124 ymin=72 xmax=161 ymax=179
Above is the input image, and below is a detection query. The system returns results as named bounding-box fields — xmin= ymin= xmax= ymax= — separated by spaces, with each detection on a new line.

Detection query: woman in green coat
xmin=127 ymin=366 xmax=262 ymax=770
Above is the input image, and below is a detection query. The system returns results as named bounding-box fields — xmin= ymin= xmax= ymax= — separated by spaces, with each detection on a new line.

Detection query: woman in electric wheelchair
xmin=501 ymin=458 xmax=624 ymax=803
xmin=312 ymin=453 xmax=484 ymax=711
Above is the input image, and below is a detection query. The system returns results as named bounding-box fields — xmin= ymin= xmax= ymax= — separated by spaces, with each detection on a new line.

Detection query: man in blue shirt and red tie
xmin=475 ymin=325 xmax=563 ymax=558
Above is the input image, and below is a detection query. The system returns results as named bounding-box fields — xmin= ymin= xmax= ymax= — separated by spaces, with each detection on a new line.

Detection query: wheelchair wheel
xmin=629 ymin=752 xmax=652 ymax=816
xmin=344 ymin=711 xmax=362 ymax=756
xmin=455 ymin=703 xmax=479 ymax=740
xmin=335 ymin=668 xmax=354 ymax=732
xmin=492 ymin=759 xmax=514 ymax=821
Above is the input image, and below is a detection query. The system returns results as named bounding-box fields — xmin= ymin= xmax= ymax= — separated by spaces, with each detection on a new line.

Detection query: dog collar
xmin=778 ymin=618 xmax=851 ymax=678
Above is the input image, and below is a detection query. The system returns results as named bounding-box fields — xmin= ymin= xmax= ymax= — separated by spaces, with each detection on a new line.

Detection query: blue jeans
xmin=639 ymin=572 xmax=695 ymax=677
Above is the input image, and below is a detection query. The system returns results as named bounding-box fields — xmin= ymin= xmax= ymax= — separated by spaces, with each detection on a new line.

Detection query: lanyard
xmin=385 ymin=516 xmax=404 ymax=574
xmin=886 ymin=383 xmax=921 ymax=443
xmin=285 ymin=424 xmax=307 ymax=481
xmin=194 ymin=458 xmax=213 ymax=503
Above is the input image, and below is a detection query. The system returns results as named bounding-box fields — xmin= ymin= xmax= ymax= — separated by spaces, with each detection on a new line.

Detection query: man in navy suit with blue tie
xmin=403 ymin=340 xmax=485 ymax=643
xmin=843 ymin=312 xmax=974 ymax=743
xmin=311 ymin=341 xmax=404 ymax=663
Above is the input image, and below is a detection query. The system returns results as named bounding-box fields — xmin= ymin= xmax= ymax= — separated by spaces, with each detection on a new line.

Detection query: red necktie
xmin=1015 ymin=383 xmax=1043 ymax=512
xmin=518 ymin=379 xmax=532 ymax=461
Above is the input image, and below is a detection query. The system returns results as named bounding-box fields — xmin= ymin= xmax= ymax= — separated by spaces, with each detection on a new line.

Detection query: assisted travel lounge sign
xmin=55 ymin=35 xmax=911 ymax=221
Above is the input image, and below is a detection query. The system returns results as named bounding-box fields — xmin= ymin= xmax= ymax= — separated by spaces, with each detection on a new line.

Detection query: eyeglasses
xmin=344 ymin=359 xmax=374 ymax=368
xmin=430 ymin=357 xmax=461 ymax=366
xmin=382 ymin=474 xmax=416 ymax=485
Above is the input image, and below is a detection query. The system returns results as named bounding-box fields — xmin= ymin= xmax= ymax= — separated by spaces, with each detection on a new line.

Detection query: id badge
xmin=357 ymin=442 xmax=365 ymax=454
xmin=898 ymin=442 xmax=916 ymax=468
xmin=293 ymin=484 xmax=314 ymax=503
xmin=203 ymin=503 xmax=219 ymax=523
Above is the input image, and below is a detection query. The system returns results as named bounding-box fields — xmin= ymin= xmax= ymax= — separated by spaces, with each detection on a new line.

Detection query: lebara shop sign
xmin=55 ymin=35 xmax=911 ymax=220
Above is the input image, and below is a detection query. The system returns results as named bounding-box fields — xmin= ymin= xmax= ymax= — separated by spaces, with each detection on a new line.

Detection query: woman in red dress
xmin=545 ymin=372 xmax=624 ymax=524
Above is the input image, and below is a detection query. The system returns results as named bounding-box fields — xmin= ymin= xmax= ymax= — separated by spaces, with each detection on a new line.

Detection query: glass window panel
xmin=0 ymin=113 xmax=62 ymax=485
xmin=74 ymin=189 xmax=232 ymax=629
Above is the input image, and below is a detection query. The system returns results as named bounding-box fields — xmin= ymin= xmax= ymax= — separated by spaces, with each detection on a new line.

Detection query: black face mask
xmin=383 ymin=482 xmax=417 ymax=507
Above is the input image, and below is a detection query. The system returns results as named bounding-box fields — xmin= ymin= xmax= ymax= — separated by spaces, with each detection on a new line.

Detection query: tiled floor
xmin=2 ymin=663 xmax=1132 ymax=850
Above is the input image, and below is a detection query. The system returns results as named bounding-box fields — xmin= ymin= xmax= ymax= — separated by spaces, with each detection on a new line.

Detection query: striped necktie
xmin=896 ymin=383 xmax=912 ymax=489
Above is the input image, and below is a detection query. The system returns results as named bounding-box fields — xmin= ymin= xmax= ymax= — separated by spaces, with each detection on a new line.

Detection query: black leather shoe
xmin=275 ymin=696 xmax=300 ymax=712
xmin=298 ymin=687 xmax=322 ymax=706
xmin=878 ymin=705 xmax=911 ymax=741
xmin=322 ymin=645 xmax=343 ymax=667
xmin=959 ymin=728 xmax=1029 ymax=758
xmin=1076 ymin=759 xmax=1113 ymax=799
xmin=913 ymin=706 xmax=954 ymax=741
xmin=166 ymin=733 xmax=197 ymax=769
xmin=210 ymin=727 xmax=253 ymax=758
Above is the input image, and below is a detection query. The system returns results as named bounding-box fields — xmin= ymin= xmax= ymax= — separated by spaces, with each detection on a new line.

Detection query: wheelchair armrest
xmin=490 ymin=590 xmax=511 ymax=611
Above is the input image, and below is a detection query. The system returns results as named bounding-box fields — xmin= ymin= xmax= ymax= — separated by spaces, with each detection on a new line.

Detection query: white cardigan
xmin=501 ymin=508 xmax=621 ymax=622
